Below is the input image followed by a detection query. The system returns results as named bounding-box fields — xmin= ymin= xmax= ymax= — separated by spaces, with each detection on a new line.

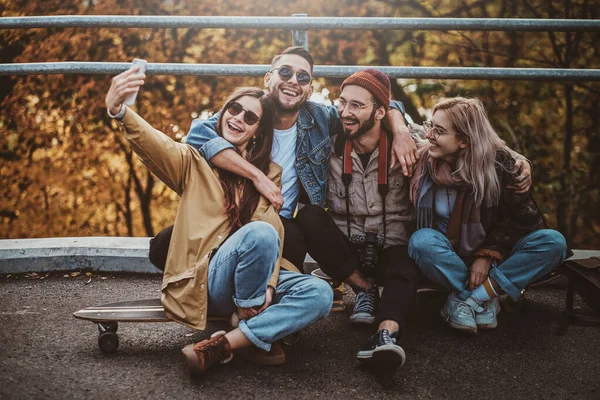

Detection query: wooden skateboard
xmin=73 ymin=298 xmax=228 ymax=354
xmin=310 ymin=268 xmax=346 ymax=312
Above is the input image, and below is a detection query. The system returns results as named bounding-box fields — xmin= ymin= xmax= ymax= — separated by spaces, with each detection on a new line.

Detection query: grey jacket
xmin=326 ymin=132 xmax=415 ymax=248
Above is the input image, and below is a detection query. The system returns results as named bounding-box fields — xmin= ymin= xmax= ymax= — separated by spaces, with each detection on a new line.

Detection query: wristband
xmin=107 ymin=104 xmax=127 ymax=120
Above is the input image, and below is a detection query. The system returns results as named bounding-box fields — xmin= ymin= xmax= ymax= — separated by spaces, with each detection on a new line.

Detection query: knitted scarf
xmin=410 ymin=154 xmax=486 ymax=257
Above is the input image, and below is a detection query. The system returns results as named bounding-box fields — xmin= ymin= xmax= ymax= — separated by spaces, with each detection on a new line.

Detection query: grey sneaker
xmin=355 ymin=329 xmax=406 ymax=370
xmin=475 ymin=297 xmax=501 ymax=329
xmin=350 ymin=287 xmax=379 ymax=324
xmin=440 ymin=292 xmax=482 ymax=335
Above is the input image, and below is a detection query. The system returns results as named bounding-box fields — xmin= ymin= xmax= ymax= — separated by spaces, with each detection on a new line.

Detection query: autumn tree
xmin=1 ymin=0 xmax=598 ymax=248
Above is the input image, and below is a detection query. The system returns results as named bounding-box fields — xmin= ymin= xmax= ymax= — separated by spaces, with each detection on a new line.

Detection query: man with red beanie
xmin=296 ymin=68 xmax=418 ymax=370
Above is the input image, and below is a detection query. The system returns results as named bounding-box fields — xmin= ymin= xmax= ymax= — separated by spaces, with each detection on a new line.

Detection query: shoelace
xmin=354 ymin=290 xmax=375 ymax=314
xmin=193 ymin=337 xmax=226 ymax=367
xmin=379 ymin=330 xmax=393 ymax=345
xmin=456 ymin=302 xmax=475 ymax=317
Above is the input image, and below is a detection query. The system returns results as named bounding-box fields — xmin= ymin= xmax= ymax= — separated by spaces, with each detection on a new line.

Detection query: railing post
xmin=291 ymin=13 xmax=309 ymax=50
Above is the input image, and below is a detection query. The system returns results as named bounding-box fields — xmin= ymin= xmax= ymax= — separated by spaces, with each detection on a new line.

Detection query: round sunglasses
xmin=226 ymin=101 xmax=261 ymax=126
xmin=271 ymin=65 xmax=312 ymax=86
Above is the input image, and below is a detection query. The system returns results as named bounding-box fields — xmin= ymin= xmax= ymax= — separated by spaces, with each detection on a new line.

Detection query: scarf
xmin=410 ymin=154 xmax=486 ymax=257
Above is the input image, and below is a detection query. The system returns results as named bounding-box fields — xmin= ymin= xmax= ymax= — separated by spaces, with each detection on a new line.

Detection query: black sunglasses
xmin=226 ymin=101 xmax=261 ymax=126
xmin=271 ymin=65 xmax=312 ymax=86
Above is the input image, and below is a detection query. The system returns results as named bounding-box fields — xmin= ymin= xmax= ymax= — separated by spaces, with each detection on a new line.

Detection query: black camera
xmin=361 ymin=232 xmax=380 ymax=270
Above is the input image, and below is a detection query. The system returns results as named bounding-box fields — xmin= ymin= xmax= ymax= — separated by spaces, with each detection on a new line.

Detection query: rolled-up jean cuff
xmin=238 ymin=320 xmax=271 ymax=352
xmin=489 ymin=267 xmax=522 ymax=301
xmin=458 ymin=288 xmax=473 ymax=301
xmin=233 ymin=293 xmax=265 ymax=309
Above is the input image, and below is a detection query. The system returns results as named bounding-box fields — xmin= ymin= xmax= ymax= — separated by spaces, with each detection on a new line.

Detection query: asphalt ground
xmin=0 ymin=273 xmax=598 ymax=400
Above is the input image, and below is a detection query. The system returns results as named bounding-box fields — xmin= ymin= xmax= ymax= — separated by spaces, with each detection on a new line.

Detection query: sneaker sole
xmin=349 ymin=313 xmax=375 ymax=324
xmin=181 ymin=345 xmax=203 ymax=378
xmin=476 ymin=301 xmax=501 ymax=330
xmin=476 ymin=322 xmax=498 ymax=330
xmin=439 ymin=309 xmax=477 ymax=335
xmin=356 ymin=344 xmax=406 ymax=370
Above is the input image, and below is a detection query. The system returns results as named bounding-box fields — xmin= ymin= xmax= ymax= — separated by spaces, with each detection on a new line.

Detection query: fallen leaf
xmin=71 ymin=272 xmax=81 ymax=277
xmin=85 ymin=272 xmax=92 ymax=277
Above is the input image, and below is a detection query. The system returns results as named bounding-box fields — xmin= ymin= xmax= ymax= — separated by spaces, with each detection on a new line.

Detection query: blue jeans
xmin=408 ymin=228 xmax=567 ymax=301
xmin=207 ymin=221 xmax=333 ymax=351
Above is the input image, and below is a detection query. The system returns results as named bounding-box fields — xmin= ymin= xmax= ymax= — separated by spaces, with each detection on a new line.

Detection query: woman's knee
xmin=408 ymin=228 xmax=440 ymax=259
xmin=538 ymin=229 xmax=568 ymax=261
xmin=239 ymin=221 xmax=280 ymax=253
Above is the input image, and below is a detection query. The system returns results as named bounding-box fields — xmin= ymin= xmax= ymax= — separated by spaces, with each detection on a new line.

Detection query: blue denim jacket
xmin=185 ymin=100 xmax=406 ymax=208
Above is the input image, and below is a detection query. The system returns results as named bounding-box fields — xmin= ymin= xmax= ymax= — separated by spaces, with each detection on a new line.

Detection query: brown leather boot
xmin=243 ymin=341 xmax=286 ymax=366
xmin=181 ymin=333 xmax=233 ymax=378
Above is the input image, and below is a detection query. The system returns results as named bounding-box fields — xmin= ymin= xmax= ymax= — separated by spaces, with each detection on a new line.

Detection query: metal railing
xmin=1 ymin=15 xmax=599 ymax=81
xmin=1 ymin=15 xmax=599 ymax=31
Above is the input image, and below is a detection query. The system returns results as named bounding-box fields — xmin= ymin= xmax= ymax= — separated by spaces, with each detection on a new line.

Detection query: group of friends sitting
xmin=104 ymin=46 xmax=568 ymax=378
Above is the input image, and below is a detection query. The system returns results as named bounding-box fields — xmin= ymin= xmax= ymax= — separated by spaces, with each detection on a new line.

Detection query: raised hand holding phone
xmin=123 ymin=59 xmax=147 ymax=106
xmin=105 ymin=59 xmax=147 ymax=117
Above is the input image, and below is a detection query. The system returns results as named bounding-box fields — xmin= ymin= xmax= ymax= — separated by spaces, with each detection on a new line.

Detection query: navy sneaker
xmin=350 ymin=287 xmax=379 ymax=324
xmin=355 ymin=329 xmax=406 ymax=370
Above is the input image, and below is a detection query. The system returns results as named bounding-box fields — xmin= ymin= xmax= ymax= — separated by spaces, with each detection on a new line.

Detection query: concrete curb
xmin=0 ymin=236 xmax=319 ymax=274
xmin=0 ymin=236 xmax=595 ymax=276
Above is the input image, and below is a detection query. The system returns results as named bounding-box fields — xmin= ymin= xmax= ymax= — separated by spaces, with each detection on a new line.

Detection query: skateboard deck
xmin=73 ymin=298 xmax=169 ymax=323
xmin=74 ymin=298 xmax=228 ymax=354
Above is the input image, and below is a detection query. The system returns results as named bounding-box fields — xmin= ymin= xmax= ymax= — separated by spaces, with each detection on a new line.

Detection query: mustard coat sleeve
xmin=119 ymin=108 xmax=211 ymax=195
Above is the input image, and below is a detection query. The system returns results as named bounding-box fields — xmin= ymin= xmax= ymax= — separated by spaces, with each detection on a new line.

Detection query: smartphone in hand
xmin=123 ymin=58 xmax=147 ymax=106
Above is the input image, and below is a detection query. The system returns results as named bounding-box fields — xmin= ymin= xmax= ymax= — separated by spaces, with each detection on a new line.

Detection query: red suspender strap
xmin=342 ymin=140 xmax=353 ymax=239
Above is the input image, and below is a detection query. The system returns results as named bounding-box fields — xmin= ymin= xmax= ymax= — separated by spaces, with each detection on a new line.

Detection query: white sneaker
xmin=475 ymin=297 xmax=501 ymax=330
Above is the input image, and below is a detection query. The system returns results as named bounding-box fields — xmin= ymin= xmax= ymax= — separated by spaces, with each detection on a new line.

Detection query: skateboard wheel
xmin=98 ymin=332 xmax=119 ymax=353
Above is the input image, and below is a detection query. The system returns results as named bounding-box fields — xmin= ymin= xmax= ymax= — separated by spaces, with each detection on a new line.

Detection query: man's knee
xmin=295 ymin=204 xmax=328 ymax=230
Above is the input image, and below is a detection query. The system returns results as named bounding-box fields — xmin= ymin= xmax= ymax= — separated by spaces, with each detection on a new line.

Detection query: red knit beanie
xmin=340 ymin=68 xmax=391 ymax=111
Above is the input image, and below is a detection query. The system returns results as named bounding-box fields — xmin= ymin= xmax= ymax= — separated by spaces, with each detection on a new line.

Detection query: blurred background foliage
xmin=0 ymin=0 xmax=598 ymax=248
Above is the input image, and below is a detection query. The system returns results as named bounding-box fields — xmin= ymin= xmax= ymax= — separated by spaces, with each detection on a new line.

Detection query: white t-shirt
xmin=271 ymin=125 xmax=300 ymax=219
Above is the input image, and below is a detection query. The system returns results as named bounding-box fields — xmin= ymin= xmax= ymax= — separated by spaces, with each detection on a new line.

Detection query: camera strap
xmin=342 ymin=133 xmax=389 ymax=246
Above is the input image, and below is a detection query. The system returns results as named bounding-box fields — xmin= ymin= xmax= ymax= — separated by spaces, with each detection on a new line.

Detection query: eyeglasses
xmin=334 ymin=98 xmax=376 ymax=115
xmin=271 ymin=65 xmax=312 ymax=86
xmin=423 ymin=120 xmax=455 ymax=140
xmin=226 ymin=101 xmax=261 ymax=126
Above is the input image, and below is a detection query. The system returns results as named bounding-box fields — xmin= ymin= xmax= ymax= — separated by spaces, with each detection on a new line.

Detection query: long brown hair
xmin=215 ymin=87 xmax=275 ymax=230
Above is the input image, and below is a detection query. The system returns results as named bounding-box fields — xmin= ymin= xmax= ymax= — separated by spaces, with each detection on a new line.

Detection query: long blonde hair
xmin=429 ymin=97 xmax=506 ymax=207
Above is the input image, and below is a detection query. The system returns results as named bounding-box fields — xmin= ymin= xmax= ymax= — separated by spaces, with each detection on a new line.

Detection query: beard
xmin=269 ymin=85 xmax=307 ymax=114
xmin=273 ymin=94 xmax=302 ymax=113
xmin=343 ymin=108 xmax=377 ymax=140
